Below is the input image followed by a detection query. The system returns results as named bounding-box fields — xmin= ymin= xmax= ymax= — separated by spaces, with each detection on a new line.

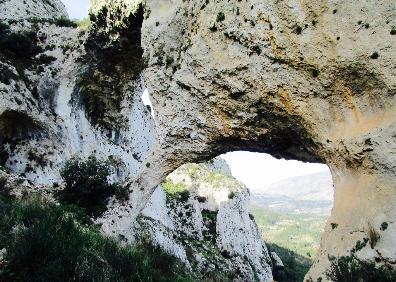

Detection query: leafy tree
xmin=59 ymin=155 xmax=118 ymax=217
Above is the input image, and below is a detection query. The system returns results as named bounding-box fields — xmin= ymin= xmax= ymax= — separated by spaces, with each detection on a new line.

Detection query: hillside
xmin=251 ymin=171 xmax=333 ymax=215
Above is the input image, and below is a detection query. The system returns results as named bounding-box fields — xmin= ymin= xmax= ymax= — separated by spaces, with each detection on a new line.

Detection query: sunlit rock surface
xmin=125 ymin=0 xmax=395 ymax=280
xmin=1 ymin=0 xmax=395 ymax=280
xmin=0 ymin=1 xmax=155 ymax=184
xmin=138 ymin=158 xmax=273 ymax=281
xmin=0 ymin=0 xmax=67 ymax=20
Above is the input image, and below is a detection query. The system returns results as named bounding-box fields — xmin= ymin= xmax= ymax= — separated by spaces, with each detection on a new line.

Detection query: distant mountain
xmin=251 ymin=171 xmax=334 ymax=215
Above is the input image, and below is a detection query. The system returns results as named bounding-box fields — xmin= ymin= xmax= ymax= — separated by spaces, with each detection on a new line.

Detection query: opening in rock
xmin=0 ymin=110 xmax=46 ymax=166
xmin=0 ymin=110 xmax=46 ymax=145
xmin=141 ymin=88 xmax=155 ymax=117
xmin=223 ymin=151 xmax=333 ymax=281
xmin=138 ymin=151 xmax=333 ymax=281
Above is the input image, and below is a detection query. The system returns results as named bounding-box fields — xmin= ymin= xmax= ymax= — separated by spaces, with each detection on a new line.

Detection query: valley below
xmin=250 ymin=172 xmax=334 ymax=280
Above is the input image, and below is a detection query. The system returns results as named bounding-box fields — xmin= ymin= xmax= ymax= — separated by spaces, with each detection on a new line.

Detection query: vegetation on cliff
xmin=58 ymin=155 xmax=129 ymax=217
xmin=323 ymin=254 xmax=396 ymax=282
xmin=77 ymin=4 xmax=145 ymax=130
xmin=267 ymin=243 xmax=311 ymax=282
xmin=0 ymin=195 xmax=194 ymax=282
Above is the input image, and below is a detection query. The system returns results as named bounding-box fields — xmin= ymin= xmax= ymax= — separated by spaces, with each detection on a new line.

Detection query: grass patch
xmin=162 ymin=179 xmax=190 ymax=202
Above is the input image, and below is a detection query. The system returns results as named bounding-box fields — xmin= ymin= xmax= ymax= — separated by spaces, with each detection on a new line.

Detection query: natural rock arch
xmin=98 ymin=0 xmax=396 ymax=280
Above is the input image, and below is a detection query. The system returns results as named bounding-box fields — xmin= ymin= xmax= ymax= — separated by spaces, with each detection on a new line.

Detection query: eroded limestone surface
xmin=0 ymin=0 xmax=67 ymax=21
xmin=136 ymin=158 xmax=273 ymax=281
xmin=100 ymin=0 xmax=396 ymax=280
xmin=1 ymin=0 xmax=395 ymax=280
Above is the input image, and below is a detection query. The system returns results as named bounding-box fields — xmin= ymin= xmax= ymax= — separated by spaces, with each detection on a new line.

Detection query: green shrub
xmin=228 ymin=191 xmax=235 ymax=199
xmin=36 ymin=54 xmax=57 ymax=65
xmin=197 ymin=196 xmax=207 ymax=203
xmin=0 ymin=196 xmax=194 ymax=282
xmin=216 ymin=12 xmax=225 ymax=22
xmin=53 ymin=17 xmax=78 ymax=28
xmin=0 ymin=21 xmax=9 ymax=34
xmin=58 ymin=155 xmax=120 ymax=217
xmin=29 ymin=17 xmax=78 ymax=28
xmin=0 ymin=175 xmax=7 ymax=191
xmin=326 ymin=254 xmax=396 ymax=282
xmin=380 ymin=222 xmax=388 ymax=231
xmin=0 ymin=31 xmax=42 ymax=59
xmin=162 ymin=179 xmax=190 ymax=202
xmin=202 ymin=209 xmax=218 ymax=222
xmin=114 ymin=183 xmax=129 ymax=202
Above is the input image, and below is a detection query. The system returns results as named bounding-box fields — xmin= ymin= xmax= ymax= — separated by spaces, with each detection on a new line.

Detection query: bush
xmin=114 ymin=183 xmax=129 ymax=202
xmin=216 ymin=12 xmax=225 ymax=22
xmin=58 ymin=155 xmax=120 ymax=217
xmin=53 ymin=17 xmax=78 ymax=28
xmin=162 ymin=179 xmax=190 ymax=202
xmin=29 ymin=17 xmax=78 ymax=28
xmin=326 ymin=255 xmax=396 ymax=282
xmin=0 ymin=31 xmax=42 ymax=59
xmin=0 ymin=21 xmax=9 ymax=34
xmin=0 ymin=196 xmax=194 ymax=282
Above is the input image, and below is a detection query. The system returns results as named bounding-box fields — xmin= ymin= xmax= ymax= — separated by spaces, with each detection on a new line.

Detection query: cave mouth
xmin=219 ymin=151 xmax=333 ymax=279
xmin=0 ymin=110 xmax=46 ymax=145
xmin=0 ymin=110 xmax=47 ymax=166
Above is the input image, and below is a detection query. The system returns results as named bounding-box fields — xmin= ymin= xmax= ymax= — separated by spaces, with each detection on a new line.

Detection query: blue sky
xmin=62 ymin=0 xmax=90 ymax=19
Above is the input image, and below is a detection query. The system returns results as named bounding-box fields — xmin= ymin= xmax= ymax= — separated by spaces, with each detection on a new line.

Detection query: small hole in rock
xmin=370 ymin=52 xmax=379 ymax=59
xmin=295 ymin=26 xmax=302 ymax=34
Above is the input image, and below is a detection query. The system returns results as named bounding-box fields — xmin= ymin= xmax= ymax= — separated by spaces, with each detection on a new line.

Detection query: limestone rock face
xmin=137 ymin=158 xmax=273 ymax=281
xmin=0 ymin=1 xmax=274 ymax=280
xmin=0 ymin=0 xmax=68 ymax=20
xmin=0 ymin=2 xmax=156 ymax=184
xmin=1 ymin=0 xmax=395 ymax=280
xmin=137 ymin=0 xmax=394 ymax=280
